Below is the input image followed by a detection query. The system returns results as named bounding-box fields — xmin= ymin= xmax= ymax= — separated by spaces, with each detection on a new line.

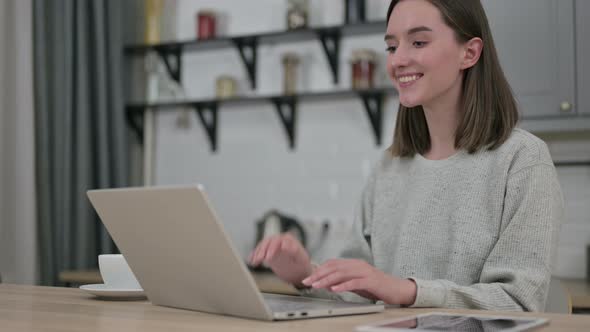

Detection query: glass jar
xmin=282 ymin=53 xmax=300 ymax=95
xmin=350 ymin=49 xmax=377 ymax=90
xmin=286 ymin=0 xmax=309 ymax=30
xmin=196 ymin=10 xmax=216 ymax=40
xmin=216 ymin=75 xmax=237 ymax=99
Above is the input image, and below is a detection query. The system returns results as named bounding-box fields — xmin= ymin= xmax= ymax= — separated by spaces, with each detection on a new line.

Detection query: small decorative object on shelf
xmin=216 ymin=75 xmax=237 ymax=99
xmin=196 ymin=9 xmax=216 ymax=40
xmin=350 ymin=49 xmax=376 ymax=89
xmin=282 ymin=53 xmax=300 ymax=95
xmin=144 ymin=0 xmax=163 ymax=44
xmin=286 ymin=0 xmax=309 ymax=30
xmin=344 ymin=0 xmax=366 ymax=24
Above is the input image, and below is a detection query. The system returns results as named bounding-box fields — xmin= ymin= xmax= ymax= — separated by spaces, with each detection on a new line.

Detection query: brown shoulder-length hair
xmin=387 ymin=0 xmax=518 ymax=157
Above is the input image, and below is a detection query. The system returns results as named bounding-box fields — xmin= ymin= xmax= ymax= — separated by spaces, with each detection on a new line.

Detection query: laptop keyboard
xmin=263 ymin=294 xmax=346 ymax=312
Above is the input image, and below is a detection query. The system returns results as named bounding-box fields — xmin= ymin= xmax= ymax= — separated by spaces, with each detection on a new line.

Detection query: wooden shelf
xmin=124 ymin=20 xmax=387 ymax=87
xmin=124 ymin=21 xmax=386 ymax=55
xmin=126 ymin=87 xmax=397 ymax=151
xmin=123 ymin=21 xmax=391 ymax=150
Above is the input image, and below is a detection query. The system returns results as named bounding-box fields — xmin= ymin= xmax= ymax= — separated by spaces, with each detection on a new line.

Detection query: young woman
xmin=249 ymin=0 xmax=563 ymax=312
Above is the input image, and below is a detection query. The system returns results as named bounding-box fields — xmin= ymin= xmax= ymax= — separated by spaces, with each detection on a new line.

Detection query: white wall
xmin=150 ymin=0 xmax=590 ymax=278
xmin=0 ymin=0 xmax=37 ymax=284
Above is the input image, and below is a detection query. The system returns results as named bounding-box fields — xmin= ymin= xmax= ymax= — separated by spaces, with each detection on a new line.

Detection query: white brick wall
xmin=155 ymin=97 xmax=398 ymax=260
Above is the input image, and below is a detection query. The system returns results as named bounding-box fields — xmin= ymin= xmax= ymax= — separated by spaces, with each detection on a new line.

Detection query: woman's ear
xmin=460 ymin=37 xmax=483 ymax=70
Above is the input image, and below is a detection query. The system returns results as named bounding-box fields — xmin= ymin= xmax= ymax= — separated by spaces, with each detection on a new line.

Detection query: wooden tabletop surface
xmin=58 ymin=270 xmax=590 ymax=309
xmin=2 ymin=284 xmax=590 ymax=331
xmin=58 ymin=269 xmax=300 ymax=295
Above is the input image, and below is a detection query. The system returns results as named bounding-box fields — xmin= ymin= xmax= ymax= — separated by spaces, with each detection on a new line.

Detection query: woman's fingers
xmin=302 ymin=259 xmax=367 ymax=287
xmin=250 ymin=238 xmax=272 ymax=266
xmin=251 ymin=234 xmax=303 ymax=267
xmin=330 ymin=278 xmax=368 ymax=292
xmin=301 ymin=259 xmax=339 ymax=285
xmin=264 ymin=236 xmax=282 ymax=263
xmin=309 ymin=271 xmax=348 ymax=289
xmin=302 ymin=259 xmax=363 ymax=286
xmin=280 ymin=235 xmax=301 ymax=257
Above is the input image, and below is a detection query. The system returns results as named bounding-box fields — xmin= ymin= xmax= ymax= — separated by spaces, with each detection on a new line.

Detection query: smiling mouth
xmin=397 ymin=74 xmax=423 ymax=84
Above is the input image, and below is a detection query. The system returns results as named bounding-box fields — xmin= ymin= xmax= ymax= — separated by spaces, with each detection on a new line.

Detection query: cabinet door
xmin=577 ymin=0 xmax=590 ymax=114
xmin=482 ymin=0 xmax=575 ymax=117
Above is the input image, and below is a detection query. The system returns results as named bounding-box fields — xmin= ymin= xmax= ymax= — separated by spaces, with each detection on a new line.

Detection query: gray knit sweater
xmin=304 ymin=128 xmax=563 ymax=312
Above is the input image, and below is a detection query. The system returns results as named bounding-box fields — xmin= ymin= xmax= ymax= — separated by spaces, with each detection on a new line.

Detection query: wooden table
xmin=2 ymin=284 xmax=590 ymax=331
xmin=59 ymin=270 xmax=590 ymax=310
xmin=59 ymin=269 xmax=300 ymax=295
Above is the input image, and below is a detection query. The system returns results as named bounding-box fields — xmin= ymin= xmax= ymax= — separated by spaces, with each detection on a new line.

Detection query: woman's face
xmin=385 ymin=0 xmax=465 ymax=108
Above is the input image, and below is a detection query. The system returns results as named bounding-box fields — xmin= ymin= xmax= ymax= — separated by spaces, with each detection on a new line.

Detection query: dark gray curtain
xmin=33 ymin=0 xmax=133 ymax=285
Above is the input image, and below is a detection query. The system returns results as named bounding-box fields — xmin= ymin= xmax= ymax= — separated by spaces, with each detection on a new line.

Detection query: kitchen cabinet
xmin=483 ymin=0 xmax=576 ymax=118
xmin=576 ymin=0 xmax=590 ymax=115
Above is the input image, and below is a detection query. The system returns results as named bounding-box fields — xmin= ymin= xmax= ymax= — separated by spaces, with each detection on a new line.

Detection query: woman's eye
xmin=386 ymin=46 xmax=397 ymax=53
xmin=413 ymin=41 xmax=427 ymax=48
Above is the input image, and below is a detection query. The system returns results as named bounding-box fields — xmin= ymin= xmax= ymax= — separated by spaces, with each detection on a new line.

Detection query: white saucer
xmin=80 ymin=284 xmax=147 ymax=300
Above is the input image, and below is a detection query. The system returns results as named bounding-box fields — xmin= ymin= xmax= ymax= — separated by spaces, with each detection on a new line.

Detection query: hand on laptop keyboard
xmin=248 ymin=233 xmax=314 ymax=287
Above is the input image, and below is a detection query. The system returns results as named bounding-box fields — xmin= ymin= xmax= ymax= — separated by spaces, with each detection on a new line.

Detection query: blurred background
xmin=1 ymin=0 xmax=590 ymax=294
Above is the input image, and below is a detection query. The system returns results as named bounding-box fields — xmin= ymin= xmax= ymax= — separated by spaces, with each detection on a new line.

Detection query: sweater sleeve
xmin=410 ymin=163 xmax=563 ymax=311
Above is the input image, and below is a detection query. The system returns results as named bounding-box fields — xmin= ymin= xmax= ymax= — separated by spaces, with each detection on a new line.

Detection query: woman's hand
xmin=248 ymin=233 xmax=314 ymax=286
xmin=301 ymin=258 xmax=417 ymax=305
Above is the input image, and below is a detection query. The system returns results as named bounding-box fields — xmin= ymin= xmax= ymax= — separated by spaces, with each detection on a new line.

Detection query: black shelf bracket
xmin=126 ymin=107 xmax=145 ymax=142
xmin=193 ymin=102 xmax=219 ymax=152
xmin=155 ymin=46 xmax=183 ymax=83
xmin=271 ymin=96 xmax=298 ymax=149
xmin=358 ymin=91 xmax=384 ymax=145
xmin=232 ymin=37 xmax=258 ymax=89
xmin=316 ymin=28 xmax=341 ymax=84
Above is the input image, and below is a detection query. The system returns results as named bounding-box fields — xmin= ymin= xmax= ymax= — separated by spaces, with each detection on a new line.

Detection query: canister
xmin=350 ymin=49 xmax=377 ymax=90
xmin=216 ymin=75 xmax=237 ymax=99
xmin=197 ymin=10 xmax=216 ymax=40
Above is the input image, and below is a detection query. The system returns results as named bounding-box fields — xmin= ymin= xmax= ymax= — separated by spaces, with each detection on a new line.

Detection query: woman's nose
xmin=390 ymin=44 xmax=411 ymax=68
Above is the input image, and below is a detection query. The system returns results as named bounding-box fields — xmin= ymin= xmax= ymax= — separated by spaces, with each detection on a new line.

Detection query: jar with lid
xmin=282 ymin=53 xmax=300 ymax=95
xmin=350 ymin=49 xmax=377 ymax=90
xmin=196 ymin=10 xmax=216 ymax=40
xmin=216 ymin=75 xmax=237 ymax=99
xmin=286 ymin=0 xmax=309 ymax=30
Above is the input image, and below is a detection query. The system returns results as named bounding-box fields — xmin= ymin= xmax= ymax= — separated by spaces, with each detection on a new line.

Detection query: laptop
xmin=87 ymin=185 xmax=384 ymax=320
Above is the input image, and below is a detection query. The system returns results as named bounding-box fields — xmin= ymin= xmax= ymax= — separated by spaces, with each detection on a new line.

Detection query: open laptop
xmin=87 ymin=185 xmax=384 ymax=320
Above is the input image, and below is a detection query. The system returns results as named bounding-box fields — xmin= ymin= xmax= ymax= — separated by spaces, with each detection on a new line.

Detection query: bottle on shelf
xmin=145 ymin=0 xmax=163 ymax=44
xmin=282 ymin=53 xmax=301 ymax=95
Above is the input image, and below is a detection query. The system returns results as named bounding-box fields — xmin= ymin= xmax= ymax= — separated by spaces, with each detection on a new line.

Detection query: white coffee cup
xmin=98 ymin=254 xmax=142 ymax=290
